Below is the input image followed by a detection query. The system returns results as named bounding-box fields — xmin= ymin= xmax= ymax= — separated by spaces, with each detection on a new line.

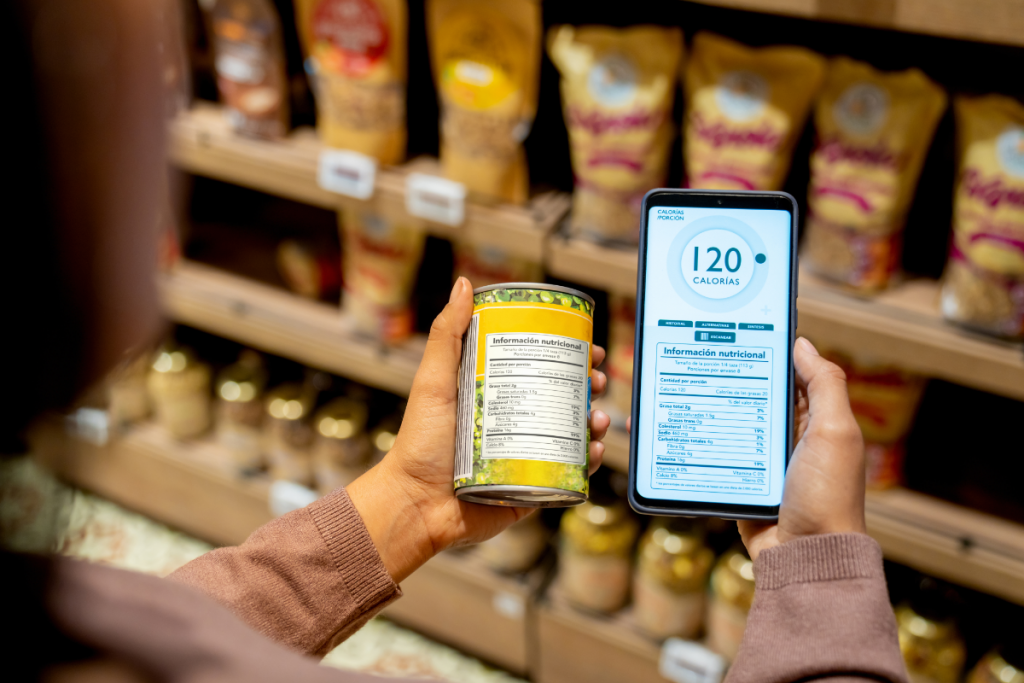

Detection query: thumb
xmin=793 ymin=337 xmax=853 ymax=422
xmin=408 ymin=277 xmax=475 ymax=405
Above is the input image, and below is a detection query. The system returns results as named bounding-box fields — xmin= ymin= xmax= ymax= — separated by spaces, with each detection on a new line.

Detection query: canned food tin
xmin=454 ymin=283 xmax=595 ymax=507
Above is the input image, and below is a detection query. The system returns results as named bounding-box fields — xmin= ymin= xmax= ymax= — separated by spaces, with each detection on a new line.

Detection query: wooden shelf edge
xmin=170 ymin=103 xmax=568 ymax=263
xmin=688 ymin=0 xmax=1024 ymax=48
xmin=160 ymin=261 xmax=424 ymax=397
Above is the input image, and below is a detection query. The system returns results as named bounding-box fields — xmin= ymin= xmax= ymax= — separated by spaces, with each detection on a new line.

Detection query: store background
xmin=11 ymin=0 xmax=1024 ymax=682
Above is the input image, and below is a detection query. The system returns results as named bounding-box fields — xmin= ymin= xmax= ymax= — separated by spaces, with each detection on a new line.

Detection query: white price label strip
xmin=318 ymin=149 xmax=377 ymax=200
xmin=659 ymin=638 xmax=726 ymax=683
xmin=405 ymin=173 xmax=466 ymax=226
xmin=269 ymin=480 xmax=320 ymax=517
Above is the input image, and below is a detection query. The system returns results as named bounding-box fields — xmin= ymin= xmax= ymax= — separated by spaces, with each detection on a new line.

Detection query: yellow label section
xmin=474 ymin=302 xmax=593 ymax=377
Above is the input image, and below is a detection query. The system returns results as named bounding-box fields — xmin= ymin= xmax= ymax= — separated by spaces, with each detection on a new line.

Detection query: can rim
xmin=472 ymin=282 xmax=596 ymax=307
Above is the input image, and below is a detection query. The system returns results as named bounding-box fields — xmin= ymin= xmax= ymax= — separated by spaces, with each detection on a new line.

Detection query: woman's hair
xmin=1 ymin=0 xmax=91 ymax=453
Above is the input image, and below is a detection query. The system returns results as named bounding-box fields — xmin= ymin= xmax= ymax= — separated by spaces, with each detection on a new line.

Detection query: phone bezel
xmin=627 ymin=188 xmax=799 ymax=521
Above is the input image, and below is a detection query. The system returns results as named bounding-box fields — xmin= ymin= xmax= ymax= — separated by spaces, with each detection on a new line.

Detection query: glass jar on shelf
xmin=263 ymin=383 xmax=314 ymax=485
xmin=369 ymin=410 xmax=403 ymax=467
xmin=707 ymin=547 xmax=755 ymax=661
xmin=147 ymin=345 xmax=211 ymax=439
xmin=312 ymin=397 xmax=370 ymax=494
xmin=107 ymin=352 xmax=152 ymax=431
xmin=478 ymin=512 xmax=550 ymax=574
xmin=215 ymin=350 xmax=266 ymax=472
xmin=633 ymin=517 xmax=714 ymax=640
xmin=968 ymin=641 xmax=1024 ymax=683
xmin=897 ymin=602 xmax=966 ymax=683
xmin=558 ymin=498 xmax=639 ymax=614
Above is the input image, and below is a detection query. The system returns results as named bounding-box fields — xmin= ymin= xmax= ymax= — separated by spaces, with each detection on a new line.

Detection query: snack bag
xmin=211 ymin=0 xmax=290 ymax=139
xmin=823 ymin=349 xmax=926 ymax=490
xmin=295 ymin=0 xmax=406 ymax=164
xmin=548 ymin=25 xmax=683 ymax=242
xmin=427 ymin=0 xmax=541 ymax=204
xmin=803 ymin=59 xmax=946 ymax=291
xmin=341 ymin=210 xmax=426 ymax=343
xmin=452 ymin=240 xmax=542 ymax=289
xmin=941 ymin=95 xmax=1024 ymax=338
xmin=683 ymin=32 xmax=825 ymax=191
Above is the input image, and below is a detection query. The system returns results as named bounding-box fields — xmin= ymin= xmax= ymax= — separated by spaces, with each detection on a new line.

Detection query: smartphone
xmin=628 ymin=189 xmax=798 ymax=520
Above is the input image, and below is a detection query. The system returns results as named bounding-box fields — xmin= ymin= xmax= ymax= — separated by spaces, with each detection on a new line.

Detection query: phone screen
xmin=633 ymin=195 xmax=795 ymax=515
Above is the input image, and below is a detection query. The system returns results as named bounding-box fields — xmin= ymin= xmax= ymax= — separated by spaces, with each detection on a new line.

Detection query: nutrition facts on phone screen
xmin=651 ymin=343 xmax=772 ymax=496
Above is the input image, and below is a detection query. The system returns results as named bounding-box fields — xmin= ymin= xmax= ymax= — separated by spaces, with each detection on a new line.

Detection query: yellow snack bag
xmin=941 ymin=95 xmax=1024 ymax=338
xmin=341 ymin=210 xmax=426 ymax=343
xmin=427 ymin=0 xmax=541 ymax=204
xmin=803 ymin=58 xmax=946 ymax=291
xmin=547 ymin=25 xmax=683 ymax=242
xmin=295 ymin=0 xmax=406 ymax=164
xmin=683 ymin=32 xmax=825 ymax=191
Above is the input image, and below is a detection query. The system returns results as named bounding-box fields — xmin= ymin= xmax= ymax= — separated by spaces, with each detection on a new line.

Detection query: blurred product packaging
xmin=558 ymin=497 xmax=639 ymax=614
xmin=632 ymin=517 xmax=714 ymax=640
xmin=295 ymin=0 xmax=407 ymax=164
xmin=547 ymin=24 xmax=683 ymax=243
xmin=606 ymin=295 xmax=636 ymax=420
xmin=369 ymin=408 xmax=403 ymax=466
xmin=706 ymin=547 xmax=755 ymax=661
xmin=427 ymin=0 xmax=541 ymax=204
xmin=941 ymin=95 xmax=1024 ymax=340
xmin=683 ymin=32 xmax=825 ymax=192
xmin=803 ymin=58 xmax=946 ymax=292
xmin=452 ymin=240 xmax=542 ymax=290
xmin=264 ymin=383 xmax=315 ymax=484
xmin=148 ymin=345 xmax=212 ymax=439
xmin=215 ymin=350 xmax=267 ymax=471
xmin=312 ymin=396 xmax=371 ymax=493
xmin=822 ymin=348 xmax=927 ymax=489
xmin=341 ymin=210 xmax=426 ymax=343
xmin=478 ymin=512 xmax=551 ymax=574
xmin=107 ymin=353 xmax=153 ymax=432
xmin=210 ymin=0 xmax=290 ymax=138
xmin=896 ymin=579 xmax=967 ymax=683
xmin=276 ymin=238 xmax=342 ymax=301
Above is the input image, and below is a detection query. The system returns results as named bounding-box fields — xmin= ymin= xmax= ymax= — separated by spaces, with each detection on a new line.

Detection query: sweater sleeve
xmin=168 ymin=486 xmax=400 ymax=657
xmin=726 ymin=533 xmax=908 ymax=683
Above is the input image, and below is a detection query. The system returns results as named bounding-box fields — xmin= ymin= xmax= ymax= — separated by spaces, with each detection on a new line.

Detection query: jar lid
xmin=316 ymin=397 xmax=369 ymax=440
xmin=151 ymin=346 xmax=198 ymax=374
xmin=265 ymin=383 xmax=312 ymax=421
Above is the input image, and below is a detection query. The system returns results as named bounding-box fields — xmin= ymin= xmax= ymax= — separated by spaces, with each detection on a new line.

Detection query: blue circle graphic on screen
xmin=666 ymin=215 xmax=769 ymax=313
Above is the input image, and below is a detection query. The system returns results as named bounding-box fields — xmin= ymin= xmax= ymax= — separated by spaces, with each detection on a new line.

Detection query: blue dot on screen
xmin=755 ymin=253 xmax=766 ymax=264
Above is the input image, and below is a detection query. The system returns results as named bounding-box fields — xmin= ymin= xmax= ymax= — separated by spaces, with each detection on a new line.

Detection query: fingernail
xmin=797 ymin=337 xmax=819 ymax=356
xmin=450 ymin=277 xmax=465 ymax=303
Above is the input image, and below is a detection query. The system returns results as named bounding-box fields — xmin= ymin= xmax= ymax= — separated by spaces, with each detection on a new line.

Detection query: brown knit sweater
xmin=45 ymin=486 xmax=908 ymax=682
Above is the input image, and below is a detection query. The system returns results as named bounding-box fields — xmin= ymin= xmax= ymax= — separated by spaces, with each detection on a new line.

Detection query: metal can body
xmin=454 ymin=283 xmax=595 ymax=507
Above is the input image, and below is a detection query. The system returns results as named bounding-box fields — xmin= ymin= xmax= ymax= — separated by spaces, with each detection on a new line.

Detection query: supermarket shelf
xmin=34 ymin=420 xmax=543 ymax=674
xmin=600 ymin=426 xmax=1024 ymax=605
xmin=545 ymin=236 xmax=1024 ymax=402
xmin=535 ymin=583 xmax=663 ymax=683
xmin=160 ymin=260 xmax=425 ymax=397
xmin=32 ymin=421 xmax=273 ymax=547
xmin=170 ymin=103 xmax=569 ymax=262
xmin=690 ymin=0 xmax=1024 ymax=47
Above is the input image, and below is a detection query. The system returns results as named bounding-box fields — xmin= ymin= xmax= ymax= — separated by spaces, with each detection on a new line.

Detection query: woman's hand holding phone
xmin=626 ymin=337 xmax=866 ymax=560
xmin=737 ymin=337 xmax=866 ymax=560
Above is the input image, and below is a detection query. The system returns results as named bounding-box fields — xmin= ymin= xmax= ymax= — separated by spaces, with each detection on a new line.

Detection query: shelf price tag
xmin=659 ymin=638 xmax=726 ymax=683
xmin=317 ymin=149 xmax=377 ymax=200
xmin=269 ymin=480 xmax=320 ymax=517
xmin=405 ymin=173 xmax=466 ymax=226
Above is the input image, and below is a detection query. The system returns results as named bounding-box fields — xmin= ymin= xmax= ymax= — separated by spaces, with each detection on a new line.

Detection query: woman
xmin=5 ymin=0 xmax=907 ymax=681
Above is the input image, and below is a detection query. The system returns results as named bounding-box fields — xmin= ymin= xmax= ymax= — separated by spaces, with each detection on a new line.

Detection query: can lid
xmin=472 ymin=282 xmax=596 ymax=307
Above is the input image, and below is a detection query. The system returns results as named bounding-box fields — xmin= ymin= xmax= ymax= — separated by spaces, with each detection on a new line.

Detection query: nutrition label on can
xmin=651 ymin=343 xmax=772 ymax=495
xmin=482 ymin=333 xmax=589 ymax=465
